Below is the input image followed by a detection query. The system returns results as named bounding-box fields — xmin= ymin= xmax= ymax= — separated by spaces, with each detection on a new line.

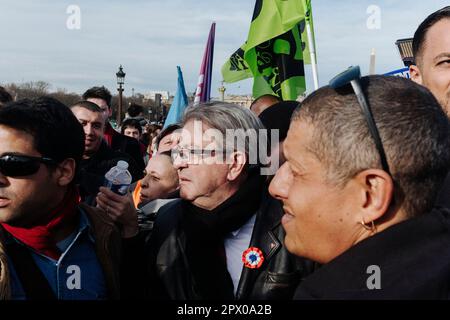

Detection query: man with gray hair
xmin=146 ymin=102 xmax=314 ymax=300
xmin=269 ymin=73 xmax=450 ymax=298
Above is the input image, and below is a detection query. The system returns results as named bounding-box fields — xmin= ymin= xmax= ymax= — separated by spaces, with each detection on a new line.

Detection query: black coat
xmin=294 ymin=207 xmax=450 ymax=300
xmin=436 ymin=172 xmax=450 ymax=209
xmin=107 ymin=122 xmax=145 ymax=173
xmin=146 ymin=191 xmax=315 ymax=300
xmin=78 ymin=141 xmax=143 ymax=205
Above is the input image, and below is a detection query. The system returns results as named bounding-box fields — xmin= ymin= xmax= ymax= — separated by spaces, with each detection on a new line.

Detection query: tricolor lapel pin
xmin=242 ymin=247 xmax=264 ymax=269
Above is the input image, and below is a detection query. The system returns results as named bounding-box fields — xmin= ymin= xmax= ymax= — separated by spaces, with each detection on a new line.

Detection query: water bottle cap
xmin=117 ymin=160 xmax=129 ymax=170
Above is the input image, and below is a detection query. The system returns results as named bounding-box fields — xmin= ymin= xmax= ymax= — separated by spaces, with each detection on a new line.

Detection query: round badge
xmin=242 ymin=247 xmax=264 ymax=269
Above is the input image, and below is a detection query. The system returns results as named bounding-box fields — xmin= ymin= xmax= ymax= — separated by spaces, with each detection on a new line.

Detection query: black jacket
xmin=294 ymin=207 xmax=450 ymax=299
xmin=106 ymin=122 xmax=145 ymax=173
xmin=436 ymin=172 xmax=450 ymax=208
xmin=146 ymin=191 xmax=315 ymax=300
xmin=78 ymin=141 xmax=143 ymax=205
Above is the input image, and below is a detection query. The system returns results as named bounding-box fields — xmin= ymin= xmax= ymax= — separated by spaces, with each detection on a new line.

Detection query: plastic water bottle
xmin=104 ymin=160 xmax=132 ymax=195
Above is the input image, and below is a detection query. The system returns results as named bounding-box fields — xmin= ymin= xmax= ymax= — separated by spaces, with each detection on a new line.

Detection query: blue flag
xmin=164 ymin=66 xmax=188 ymax=128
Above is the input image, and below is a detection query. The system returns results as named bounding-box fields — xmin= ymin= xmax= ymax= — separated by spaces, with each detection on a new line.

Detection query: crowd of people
xmin=0 ymin=6 xmax=449 ymax=300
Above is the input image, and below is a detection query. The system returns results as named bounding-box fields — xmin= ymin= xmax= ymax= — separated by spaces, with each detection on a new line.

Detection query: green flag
xmin=220 ymin=45 xmax=252 ymax=83
xmin=221 ymin=0 xmax=316 ymax=100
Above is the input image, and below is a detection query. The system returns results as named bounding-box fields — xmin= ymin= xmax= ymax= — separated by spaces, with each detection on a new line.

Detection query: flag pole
xmin=305 ymin=20 xmax=319 ymax=90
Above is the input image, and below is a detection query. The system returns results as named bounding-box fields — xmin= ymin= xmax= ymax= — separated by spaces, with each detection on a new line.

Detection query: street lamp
xmin=116 ymin=65 xmax=126 ymax=126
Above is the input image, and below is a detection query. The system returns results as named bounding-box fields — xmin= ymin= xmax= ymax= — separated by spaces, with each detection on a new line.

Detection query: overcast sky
xmin=0 ymin=0 xmax=448 ymax=97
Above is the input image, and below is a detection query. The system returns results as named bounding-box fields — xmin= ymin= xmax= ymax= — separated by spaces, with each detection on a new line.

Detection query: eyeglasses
xmin=329 ymin=66 xmax=391 ymax=176
xmin=0 ymin=154 xmax=57 ymax=177
xmin=171 ymin=146 xmax=227 ymax=164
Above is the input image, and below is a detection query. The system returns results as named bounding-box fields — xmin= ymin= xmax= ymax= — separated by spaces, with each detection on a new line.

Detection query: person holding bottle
xmin=70 ymin=101 xmax=142 ymax=205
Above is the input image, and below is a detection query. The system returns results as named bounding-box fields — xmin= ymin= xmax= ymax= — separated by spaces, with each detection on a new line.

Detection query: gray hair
xmin=182 ymin=102 xmax=268 ymax=167
xmin=293 ymin=75 xmax=450 ymax=218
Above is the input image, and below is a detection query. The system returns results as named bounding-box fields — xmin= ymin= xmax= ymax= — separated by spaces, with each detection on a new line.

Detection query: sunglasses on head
xmin=0 ymin=154 xmax=57 ymax=177
xmin=329 ymin=66 xmax=391 ymax=176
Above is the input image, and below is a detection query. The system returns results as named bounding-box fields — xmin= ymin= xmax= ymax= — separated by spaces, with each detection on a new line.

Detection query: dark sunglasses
xmin=329 ymin=66 xmax=391 ymax=176
xmin=0 ymin=154 xmax=57 ymax=177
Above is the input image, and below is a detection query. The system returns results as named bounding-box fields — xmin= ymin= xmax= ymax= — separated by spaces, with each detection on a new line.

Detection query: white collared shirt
xmin=224 ymin=214 xmax=256 ymax=295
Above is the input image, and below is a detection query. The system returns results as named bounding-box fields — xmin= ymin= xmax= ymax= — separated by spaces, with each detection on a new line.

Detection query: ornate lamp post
xmin=116 ymin=65 xmax=126 ymax=126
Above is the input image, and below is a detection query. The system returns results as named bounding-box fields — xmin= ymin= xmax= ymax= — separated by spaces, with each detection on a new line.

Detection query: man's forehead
xmin=160 ymin=132 xmax=175 ymax=142
xmin=423 ymin=19 xmax=450 ymax=58
xmin=0 ymin=125 xmax=36 ymax=154
xmin=182 ymin=119 xmax=211 ymax=131
xmin=87 ymin=97 xmax=109 ymax=109
xmin=72 ymin=108 xmax=104 ymax=123
xmin=180 ymin=120 xmax=216 ymax=146
xmin=284 ymin=120 xmax=313 ymax=164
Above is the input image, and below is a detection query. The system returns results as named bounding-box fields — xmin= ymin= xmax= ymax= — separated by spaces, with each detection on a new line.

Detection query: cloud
xmin=0 ymin=0 xmax=449 ymax=97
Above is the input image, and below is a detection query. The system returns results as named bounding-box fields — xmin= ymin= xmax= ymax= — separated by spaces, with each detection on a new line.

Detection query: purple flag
xmin=194 ymin=22 xmax=215 ymax=106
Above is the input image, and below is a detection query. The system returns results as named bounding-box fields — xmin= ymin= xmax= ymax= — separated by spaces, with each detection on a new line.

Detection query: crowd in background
xmin=0 ymin=6 xmax=449 ymax=301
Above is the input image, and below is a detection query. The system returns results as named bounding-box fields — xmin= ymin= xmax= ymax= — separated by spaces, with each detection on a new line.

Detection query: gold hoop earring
xmin=359 ymin=218 xmax=377 ymax=233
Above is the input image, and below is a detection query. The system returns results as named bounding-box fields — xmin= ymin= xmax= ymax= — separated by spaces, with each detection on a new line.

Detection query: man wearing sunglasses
xmin=0 ymin=97 xmax=126 ymax=300
xmin=409 ymin=6 xmax=450 ymax=208
xmin=269 ymin=73 xmax=450 ymax=299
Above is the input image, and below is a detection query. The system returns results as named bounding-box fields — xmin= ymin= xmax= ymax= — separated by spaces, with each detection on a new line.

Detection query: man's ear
xmin=227 ymin=151 xmax=247 ymax=182
xmin=54 ymin=158 xmax=77 ymax=187
xmin=409 ymin=64 xmax=423 ymax=85
xmin=355 ymin=169 xmax=394 ymax=226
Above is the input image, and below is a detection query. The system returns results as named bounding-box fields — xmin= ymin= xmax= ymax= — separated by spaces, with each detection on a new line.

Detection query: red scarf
xmin=103 ymin=122 xmax=115 ymax=147
xmin=1 ymin=188 xmax=80 ymax=260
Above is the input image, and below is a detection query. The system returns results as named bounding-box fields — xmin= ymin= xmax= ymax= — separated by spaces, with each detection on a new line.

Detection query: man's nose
xmin=0 ymin=171 xmax=9 ymax=186
xmin=269 ymin=163 xmax=290 ymax=201
xmin=84 ymin=124 xmax=94 ymax=136
xmin=173 ymin=153 xmax=188 ymax=170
